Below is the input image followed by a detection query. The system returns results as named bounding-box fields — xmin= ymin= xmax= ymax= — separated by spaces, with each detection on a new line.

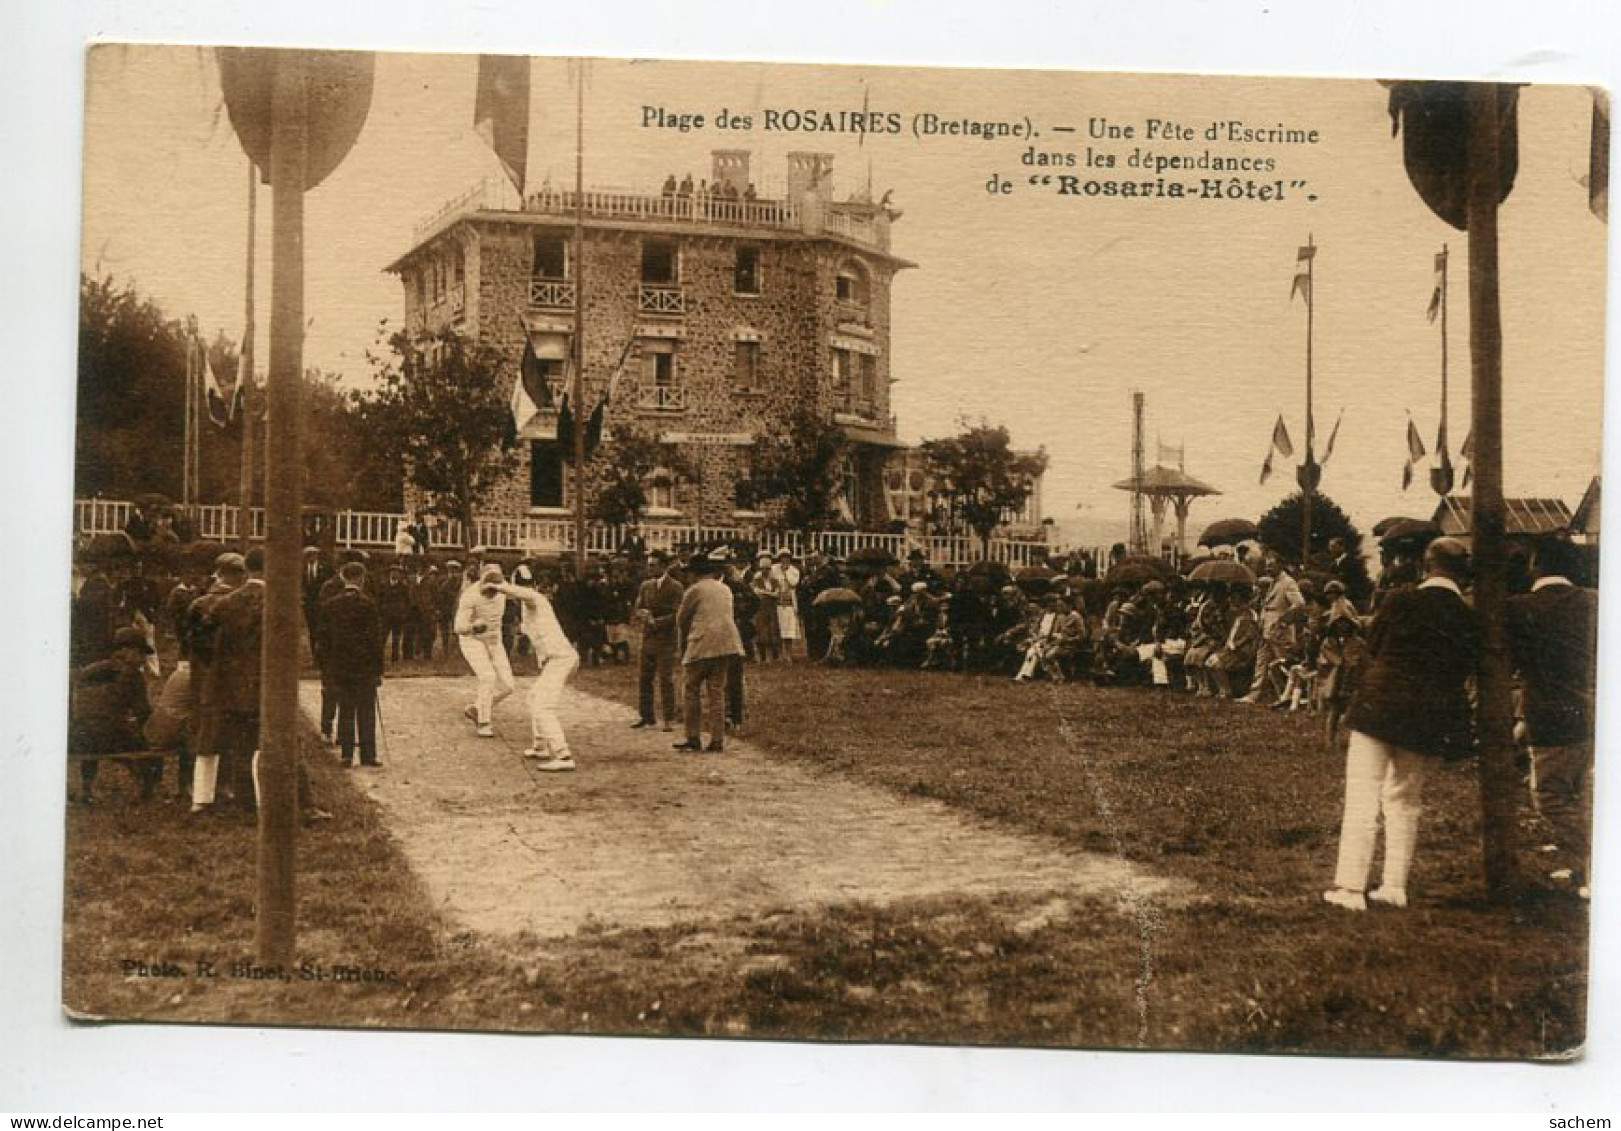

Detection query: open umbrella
xmin=1379 ymin=518 xmax=1441 ymax=545
xmin=1015 ymin=564 xmax=1057 ymax=595
xmin=846 ymin=546 xmax=899 ymax=571
xmin=1372 ymin=515 xmax=1424 ymax=537
xmin=1104 ymin=555 xmax=1176 ymax=587
xmin=963 ymin=560 xmax=1014 ymax=591
xmin=1198 ymin=518 xmax=1260 ymax=546
xmin=812 ymin=587 xmax=862 ymax=609
xmin=1187 ymin=560 xmax=1257 ymax=585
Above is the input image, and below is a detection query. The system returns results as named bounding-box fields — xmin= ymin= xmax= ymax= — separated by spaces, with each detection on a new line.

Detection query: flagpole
xmin=1302 ymin=234 xmax=1314 ymax=564
xmin=571 ymin=59 xmax=588 ymax=573
xmin=238 ymin=159 xmax=258 ymax=550
xmin=1439 ymin=243 xmax=1449 ymax=477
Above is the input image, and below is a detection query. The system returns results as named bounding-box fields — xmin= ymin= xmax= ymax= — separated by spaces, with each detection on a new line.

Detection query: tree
xmin=353 ymin=326 xmax=519 ymax=537
xmin=919 ymin=420 xmax=1049 ymax=557
xmin=587 ymin=421 xmax=697 ymax=528
xmin=76 ymin=273 xmax=246 ymax=502
xmin=1256 ymin=489 xmax=1372 ymax=596
xmin=301 ymin=369 xmax=400 ymax=513
xmin=745 ymin=407 xmax=850 ymax=531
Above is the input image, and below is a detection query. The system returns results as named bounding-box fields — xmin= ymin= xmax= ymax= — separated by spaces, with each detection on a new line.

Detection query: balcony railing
xmin=638 ymin=284 xmax=686 ymax=316
xmin=528 ymin=277 xmax=577 ymax=310
xmin=636 ymin=384 xmax=689 ymax=413
xmin=525 ymin=186 xmax=801 ymax=230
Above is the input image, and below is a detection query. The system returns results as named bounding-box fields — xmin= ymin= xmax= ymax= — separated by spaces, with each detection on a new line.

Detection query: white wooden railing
xmin=528 ymin=278 xmax=576 ymax=309
xmin=75 ymin=498 xmax=1054 ymax=565
xmin=638 ymin=284 xmax=686 ymax=315
xmin=636 ymin=384 xmax=688 ymax=413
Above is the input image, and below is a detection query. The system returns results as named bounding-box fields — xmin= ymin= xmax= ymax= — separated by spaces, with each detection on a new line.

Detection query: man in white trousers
xmin=455 ymin=563 xmax=515 ymax=738
xmin=496 ymin=575 xmax=580 ymax=772
xmin=1324 ymin=537 xmax=1480 ymax=911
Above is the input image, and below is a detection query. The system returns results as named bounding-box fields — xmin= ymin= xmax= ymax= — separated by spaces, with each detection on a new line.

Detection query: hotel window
xmin=858 ymin=354 xmax=877 ymax=402
xmin=644 ymin=339 xmax=678 ymax=387
xmin=532 ymin=234 xmax=567 ymax=279
xmin=647 ymin=468 xmax=677 ymax=512
xmin=734 ymin=339 xmax=760 ymax=389
xmin=529 ymin=441 xmax=565 ymax=509
xmin=641 ymin=239 xmax=678 ymax=285
xmin=834 ymin=260 xmax=870 ymax=308
xmin=734 ymin=245 xmax=761 ymax=294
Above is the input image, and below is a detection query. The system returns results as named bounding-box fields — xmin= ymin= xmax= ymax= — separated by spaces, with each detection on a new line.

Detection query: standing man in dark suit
xmin=205 ymin=548 xmax=267 ymax=810
xmin=673 ymin=549 xmax=745 ymax=753
xmin=185 ymin=552 xmax=245 ymax=813
xmin=300 ymin=546 xmax=331 ymax=654
xmin=321 ymin=561 xmax=385 ymax=768
xmin=1324 ymin=537 xmax=1481 ymax=911
xmin=1507 ymin=535 xmax=1598 ymax=898
xmin=631 ymin=550 xmax=684 ymax=731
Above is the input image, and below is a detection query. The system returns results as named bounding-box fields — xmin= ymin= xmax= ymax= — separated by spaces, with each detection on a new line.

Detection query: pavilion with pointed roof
xmin=1112 ymin=463 xmax=1222 ymax=557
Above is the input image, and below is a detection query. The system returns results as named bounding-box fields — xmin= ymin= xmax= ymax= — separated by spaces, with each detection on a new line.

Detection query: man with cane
xmin=320 ymin=561 xmax=385 ymax=767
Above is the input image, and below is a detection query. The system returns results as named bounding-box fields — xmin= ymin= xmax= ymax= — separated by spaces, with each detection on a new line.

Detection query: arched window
xmin=834 ymin=259 xmax=871 ymax=311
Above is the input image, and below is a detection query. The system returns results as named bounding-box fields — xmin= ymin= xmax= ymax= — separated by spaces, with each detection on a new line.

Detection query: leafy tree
xmin=76 ymin=273 xmax=247 ymax=502
xmin=587 ymin=421 xmax=697 ymax=528
xmin=745 ymin=407 xmax=850 ymax=531
xmin=1256 ymin=489 xmax=1372 ymax=597
xmin=352 ymin=326 xmax=519 ymax=536
xmin=919 ymin=420 xmax=1050 ymax=556
xmin=300 ymin=369 xmax=401 ymax=512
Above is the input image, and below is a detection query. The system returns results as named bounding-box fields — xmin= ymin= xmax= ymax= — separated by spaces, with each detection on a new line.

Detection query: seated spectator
xmin=68 ymin=627 xmax=157 ymax=804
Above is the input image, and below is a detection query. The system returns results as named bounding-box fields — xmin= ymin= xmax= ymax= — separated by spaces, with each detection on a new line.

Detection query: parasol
xmin=1187 ymin=560 xmax=1257 ymax=585
xmin=1197 ymin=518 xmax=1260 ymax=546
xmin=1379 ymin=518 xmax=1442 ymax=545
xmin=812 ymin=587 xmax=863 ymax=608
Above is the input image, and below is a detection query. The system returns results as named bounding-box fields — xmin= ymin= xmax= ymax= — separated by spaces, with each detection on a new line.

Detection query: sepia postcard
xmin=64 ymin=44 xmax=1606 ymax=1062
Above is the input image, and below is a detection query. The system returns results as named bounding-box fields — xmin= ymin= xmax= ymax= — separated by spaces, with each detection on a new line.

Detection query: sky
xmin=80 ymin=48 xmax=1608 ymax=547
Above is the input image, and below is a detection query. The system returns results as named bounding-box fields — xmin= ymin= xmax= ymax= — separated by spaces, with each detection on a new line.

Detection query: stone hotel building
xmin=388 ymin=149 xmax=1042 ymax=538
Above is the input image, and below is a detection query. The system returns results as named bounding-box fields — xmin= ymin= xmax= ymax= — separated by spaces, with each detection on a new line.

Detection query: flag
xmin=584 ymin=386 xmax=610 ymax=457
xmin=475 ymin=55 xmax=531 ymax=194
xmin=1290 ymin=271 xmax=1311 ymax=303
xmin=556 ymin=392 xmax=574 ymax=450
xmin=1320 ymin=409 xmax=1344 ymax=465
xmin=1259 ymin=414 xmax=1293 ymax=484
xmin=1401 ymin=416 xmax=1427 ymax=491
xmin=1157 ymin=440 xmax=1183 ymax=468
xmin=1297 ymin=244 xmax=1316 ymax=262
xmin=202 ymin=342 xmax=236 ymax=428
xmin=520 ymin=335 xmax=553 ymax=408
xmin=1271 ymin=415 xmax=1294 ymax=459
xmin=506 ymin=371 xmax=540 ymax=449
xmin=1459 ymin=430 xmax=1474 ymax=489
xmin=1427 ymin=247 xmax=1447 ymax=322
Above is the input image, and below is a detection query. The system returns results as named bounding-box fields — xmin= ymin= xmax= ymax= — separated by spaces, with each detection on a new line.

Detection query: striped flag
xmin=475 ymin=55 xmax=531 ymax=194
xmin=1259 ymin=414 xmax=1294 ymax=484
xmin=1320 ymin=409 xmax=1344 ymax=465
xmin=1402 ymin=416 xmax=1427 ymax=490
xmin=1427 ymin=247 xmax=1447 ymax=322
xmin=202 ymin=341 xmax=236 ymax=428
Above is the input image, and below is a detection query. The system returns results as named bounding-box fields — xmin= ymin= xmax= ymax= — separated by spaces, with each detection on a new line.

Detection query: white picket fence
xmin=75 ymin=498 xmax=1057 ymax=567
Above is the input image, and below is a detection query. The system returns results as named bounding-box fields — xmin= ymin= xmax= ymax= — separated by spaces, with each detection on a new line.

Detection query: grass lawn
xmin=61 ymin=655 xmax=1587 ymax=1057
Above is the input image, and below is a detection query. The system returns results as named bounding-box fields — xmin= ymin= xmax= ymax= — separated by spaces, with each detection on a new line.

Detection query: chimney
xmin=711 ymin=149 xmax=751 ymax=194
xmin=786 ymin=152 xmax=834 ymax=203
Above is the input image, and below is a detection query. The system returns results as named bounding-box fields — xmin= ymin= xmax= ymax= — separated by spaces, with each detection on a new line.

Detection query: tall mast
xmin=1129 ymin=390 xmax=1147 ymax=554
xmin=1301 ymin=233 xmax=1315 ymax=562
xmin=237 ymin=159 xmax=258 ymax=549
xmin=571 ymin=59 xmax=587 ymax=571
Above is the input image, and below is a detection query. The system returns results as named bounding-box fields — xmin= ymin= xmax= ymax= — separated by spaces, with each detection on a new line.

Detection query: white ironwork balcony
xmin=636 ymin=384 xmax=688 ymax=413
xmin=638 ymin=284 xmax=686 ymax=316
xmin=529 ymin=278 xmax=576 ymax=309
